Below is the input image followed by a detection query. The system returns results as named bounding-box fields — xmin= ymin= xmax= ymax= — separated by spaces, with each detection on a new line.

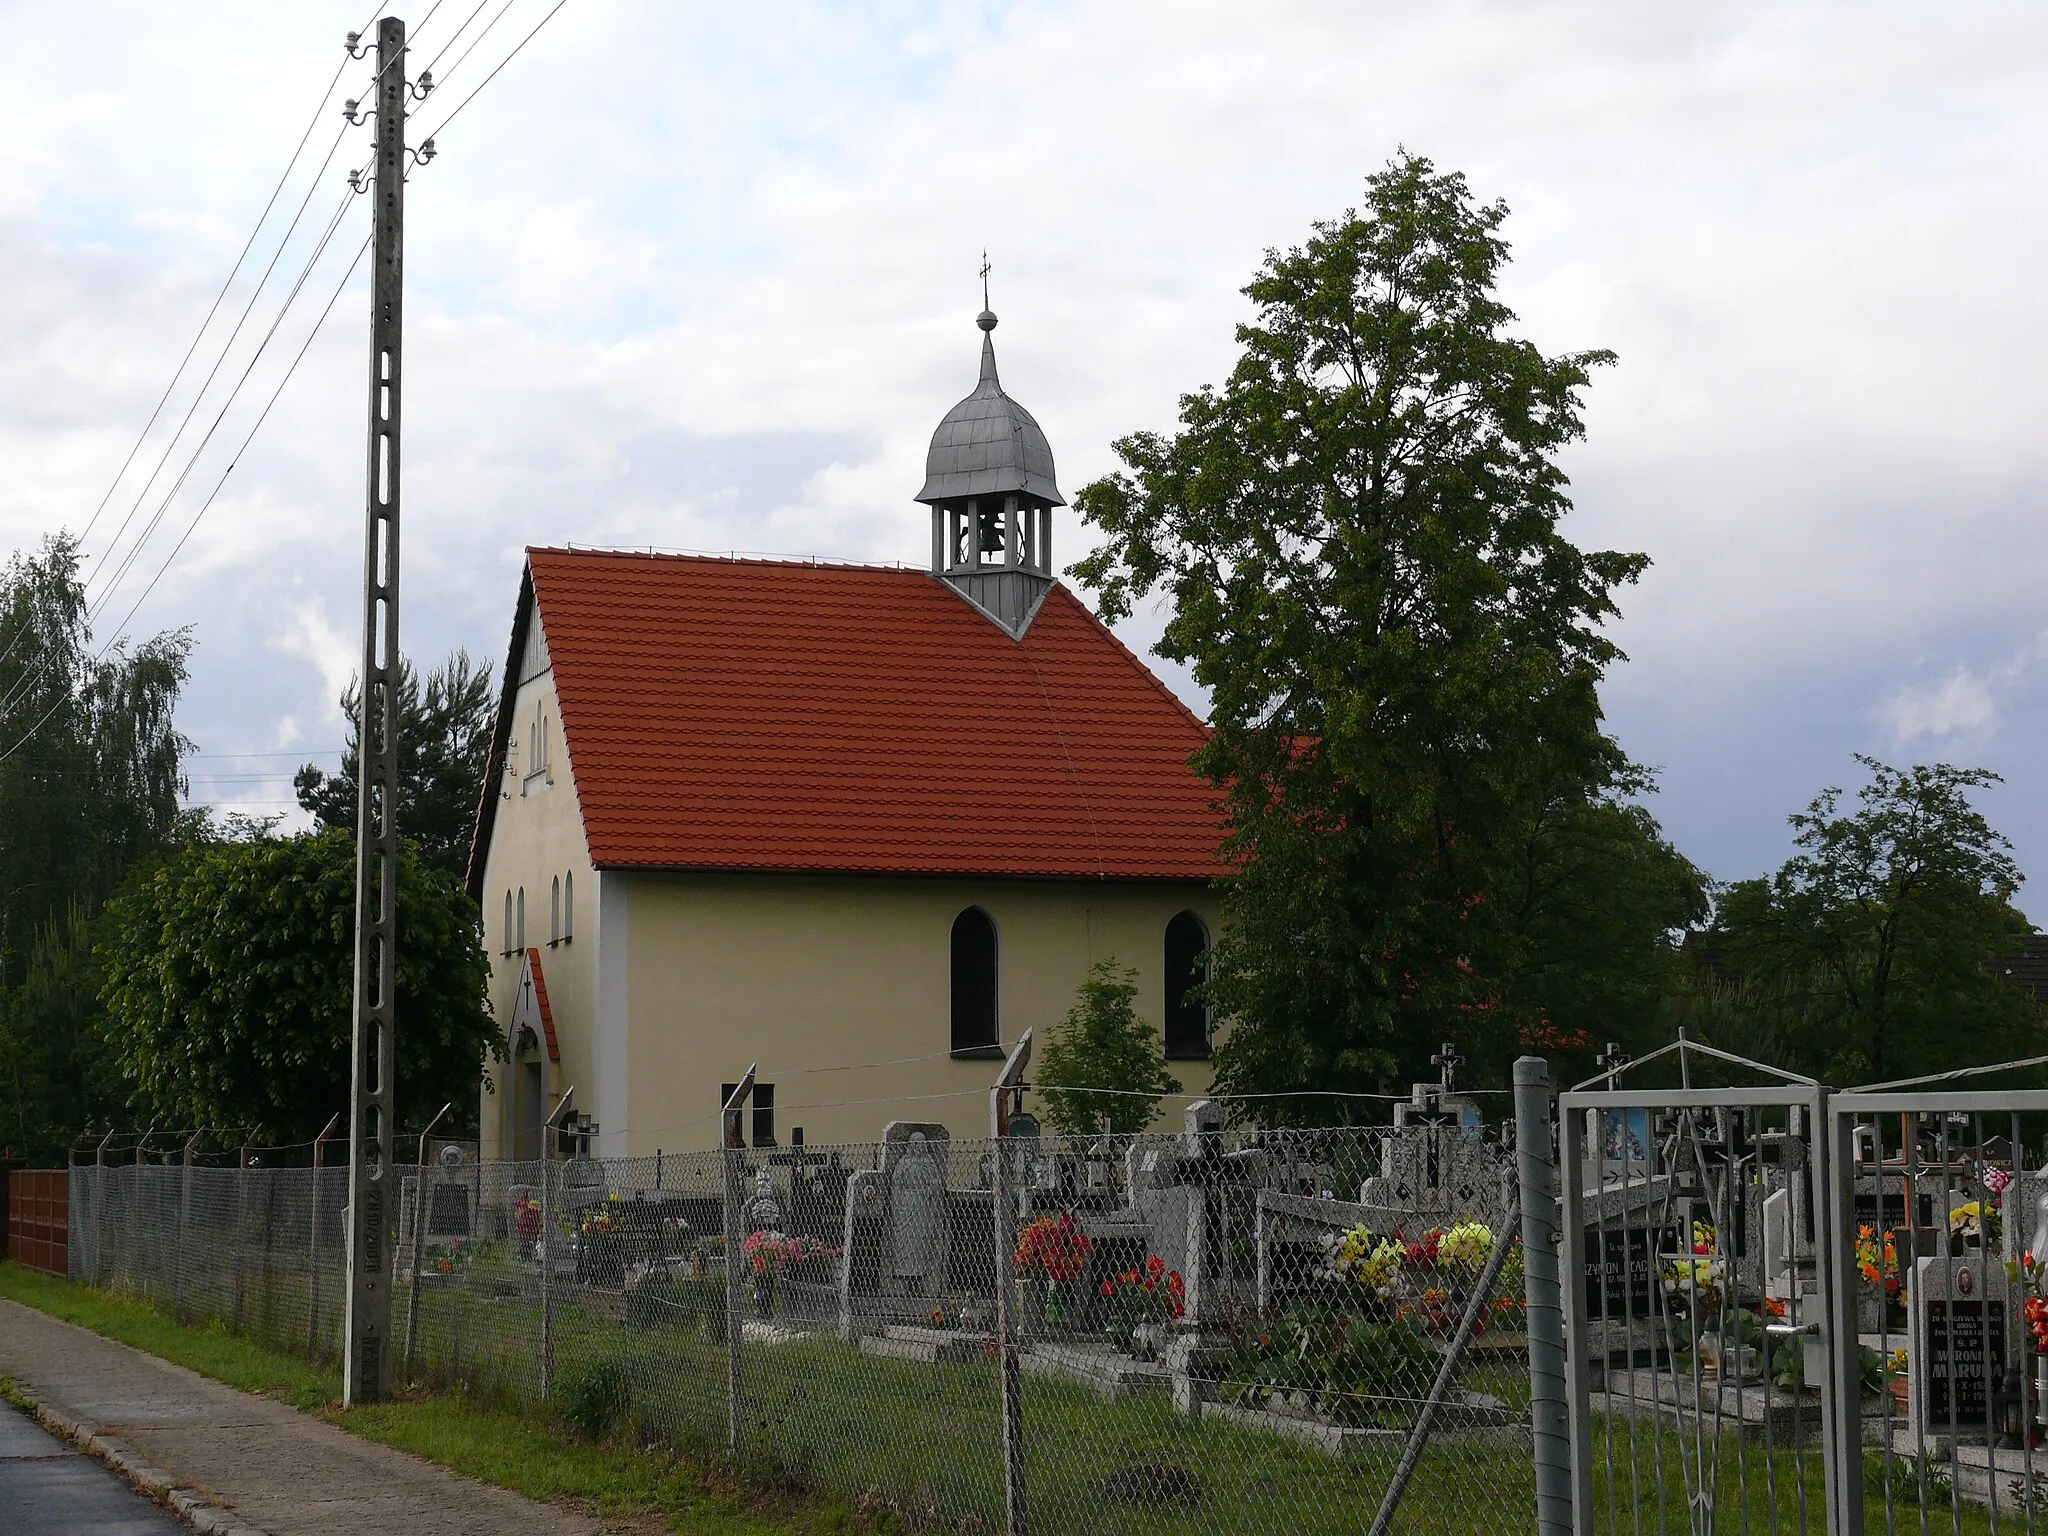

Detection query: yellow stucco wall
xmin=477 ymin=667 xmax=598 ymax=1160
xmin=476 ymin=638 xmax=1225 ymax=1158
xmin=621 ymin=872 xmax=1223 ymax=1153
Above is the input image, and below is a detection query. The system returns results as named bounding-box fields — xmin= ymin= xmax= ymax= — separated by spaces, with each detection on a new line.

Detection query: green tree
xmin=294 ymin=649 xmax=495 ymax=877
xmin=0 ymin=536 xmax=191 ymax=1159
xmin=97 ymin=827 xmax=496 ymax=1142
xmin=0 ymin=535 xmax=191 ymax=981
xmin=1072 ymin=153 xmax=1684 ymax=1116
xmin=1036 ymin=959 xmax=1182 ymax=1136
xmin=1707 ymin=757 xmax=2041 ymax=1085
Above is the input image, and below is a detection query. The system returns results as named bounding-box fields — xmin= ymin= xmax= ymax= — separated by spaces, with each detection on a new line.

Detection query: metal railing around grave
xmin=1558 ymin=1041 xmax=2048 ymax=1536
xmin=1559 ymin=1057 xmax=1849 ymax=1536
xmin=69 ymin=1120 xmax=1537 ymax=1535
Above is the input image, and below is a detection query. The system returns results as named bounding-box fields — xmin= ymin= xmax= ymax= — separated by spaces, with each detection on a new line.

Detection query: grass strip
xmin=0 ymin=1259 xmax=334 ymax=1410
xmin=0 ymin=1262 xmax=845 ymax=1535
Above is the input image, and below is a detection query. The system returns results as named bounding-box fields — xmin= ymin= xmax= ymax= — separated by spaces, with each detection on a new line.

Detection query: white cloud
xmin=271 ymin=594 xmax=355 ymax=740
xmin=1882 ymin=669 xmax=2001 ymax=745
xmin=2 ymin=0 xmax=2048 ymax=902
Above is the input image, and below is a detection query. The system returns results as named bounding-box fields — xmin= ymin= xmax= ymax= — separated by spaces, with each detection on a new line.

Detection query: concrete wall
xmin=620 ymin=871 xmax=1222 ymax=1153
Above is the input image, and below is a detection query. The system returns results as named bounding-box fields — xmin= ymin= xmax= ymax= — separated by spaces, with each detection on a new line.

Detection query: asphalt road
xmin=0 ymin=1405 xmax=182 ymax=1536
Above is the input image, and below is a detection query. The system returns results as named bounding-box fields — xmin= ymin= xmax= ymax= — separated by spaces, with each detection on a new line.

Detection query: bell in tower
xmin=916 ymin=293 xmax=1064 ymax=638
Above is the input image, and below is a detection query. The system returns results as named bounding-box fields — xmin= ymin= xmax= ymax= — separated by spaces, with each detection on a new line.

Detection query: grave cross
xmin=1412 ymin=1074 xmax=1460 ymax=1192
xmin=767 ymin=1132 xmax=830 ymax=1180
xmin=1430 ymin=1042 xmax=1464 ymax=1098
xmin=1596 ymin=1041 xmax=1630 ymax=1087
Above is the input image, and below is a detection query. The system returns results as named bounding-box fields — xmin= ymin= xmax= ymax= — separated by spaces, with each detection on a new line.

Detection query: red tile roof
xmin=490 ymin=549 xmax=1227 ymax=883
xmin=523 ymin=949 xmax=560 ymax=1062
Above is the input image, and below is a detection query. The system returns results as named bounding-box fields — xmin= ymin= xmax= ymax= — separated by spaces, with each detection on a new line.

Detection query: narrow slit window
xmin=502 ymin=890 xmax=513 ymax=955
xmin=550 ymin=877 xmax=561 ymax=945
xmin=563 ymin=871 xmax=574 ymax=940
xmin=1164 ymin=911 xmax=1212 ymax=1059
xmin=516 ymin=887 xmax=526 ymax=952
xmin=950 ymin=907 xmax=999 ymax=1054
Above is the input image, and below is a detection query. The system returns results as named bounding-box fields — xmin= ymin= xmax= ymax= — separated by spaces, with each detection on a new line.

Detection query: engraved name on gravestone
xmin=1910 ymin=1254 xmax=2009 ymax=1434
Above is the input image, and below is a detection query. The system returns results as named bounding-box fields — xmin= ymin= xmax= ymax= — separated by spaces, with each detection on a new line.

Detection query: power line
xmin=0 ymin=233 xmax=372 ymax=771
xmin=83 ymin=151 xmax=357 ymax=619
xmin=415 ymin=0 xmax=569 ymax=142
xmin=92 ymin=234 xmax=376 ymax=696
xmin=0 ymin=36 xmax=374 ymax=680
xmin=0 ymin=191 xmax=361 ymax=723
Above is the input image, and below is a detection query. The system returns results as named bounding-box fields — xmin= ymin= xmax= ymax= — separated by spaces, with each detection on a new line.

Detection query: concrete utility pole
xmin=343 ymin=14 xmax=408 ymax=1408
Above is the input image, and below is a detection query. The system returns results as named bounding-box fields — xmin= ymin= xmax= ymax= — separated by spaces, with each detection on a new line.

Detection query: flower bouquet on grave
xmin=1101 ymin=1255 xmax=1185 ymax=1359
xmin=1858 ymin=1224 xmax=1905 ymax=1324
xmin=1014 ymin=1213 xmax=1092 ymax=1333
xmin=2005 ymin=1248 xmax=2048 ymax=1427
xmin=1663 ymin=1220 xmax=1732 ymax=1373
xmin=1327 ymin=1223 xmax=1403 ymax=1316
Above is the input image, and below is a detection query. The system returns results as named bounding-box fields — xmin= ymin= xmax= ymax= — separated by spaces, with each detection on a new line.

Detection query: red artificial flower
xmin=1102 ymin=1280 xmax=1115 ymax=1297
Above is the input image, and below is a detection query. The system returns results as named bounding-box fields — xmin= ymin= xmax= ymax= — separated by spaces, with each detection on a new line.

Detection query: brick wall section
xmin=5 ymin=1169 xmax=67 ymax=1276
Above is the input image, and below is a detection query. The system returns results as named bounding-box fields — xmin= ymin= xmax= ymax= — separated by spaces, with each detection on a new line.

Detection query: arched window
xmin=550 ymin=876 xmax=561 ymax=944
xmin=563 ymin=871 xmax=574 ymax=940
xmin=950 ymin=907 xmax=999 ymax=1055
xmin=1164 ymin=911 xmax=1211 ymax=1059
xmin=502 ymin=890 xmax=513 ymax=955
xmin=516 ymin=886 xmax=526 ymax=952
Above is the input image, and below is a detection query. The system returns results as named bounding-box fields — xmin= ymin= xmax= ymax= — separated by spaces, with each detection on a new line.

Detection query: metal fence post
xmin=308 ymin=1114 xmax=339 ymax=1358
xmin=404 ymin=1105 xmax=452 ymax=1385
xmin=1515 ymin=1056 xmax=1573 ymax=1536
xmin=990 ymin=1032 xmax=1033 ymax=1536
xmin=176 ymin=1129 xmax=203 ymax=1317
xmin=722 ymin=1067 xmax=757 ymax=1458
xmin=1819 ymin=1093 xmax=1864 ymax=1536
xmin=540 ymin=1141 xmax=557 ymax=1401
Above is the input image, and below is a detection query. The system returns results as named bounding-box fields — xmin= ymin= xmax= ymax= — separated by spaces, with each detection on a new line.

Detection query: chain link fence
xmin=68 ymin=1121 xmax=1540 ymax=1534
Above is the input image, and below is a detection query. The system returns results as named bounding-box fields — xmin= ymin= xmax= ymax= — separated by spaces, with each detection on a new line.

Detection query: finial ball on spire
xmin=977 ymin=309 xmax=998 ymax=333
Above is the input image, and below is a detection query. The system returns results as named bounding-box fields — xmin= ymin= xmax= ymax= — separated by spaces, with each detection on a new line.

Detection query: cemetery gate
xmin=1556 ymin=1041 xmax=2048 ymax=1535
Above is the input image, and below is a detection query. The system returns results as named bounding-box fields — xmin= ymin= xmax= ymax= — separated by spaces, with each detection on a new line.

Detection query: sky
xmin=0 ymin=1 xmax=2044 ymax=911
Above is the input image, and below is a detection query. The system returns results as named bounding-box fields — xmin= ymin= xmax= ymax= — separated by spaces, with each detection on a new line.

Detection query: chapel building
xmin=465 ymin=306 xmax=1228 ymax=1157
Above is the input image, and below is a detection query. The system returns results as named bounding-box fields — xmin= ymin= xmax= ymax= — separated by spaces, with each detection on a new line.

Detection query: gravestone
xmin=1908 ymin=1253 xmax=2009 ymax=1439
xmin=889 ymin=1131 xmax=946 ymax=1296
xmin=1126 ymin=1141 xmax=1179 ymax=1197
xmin=1577 ymin=1174 xmax=1681 ymax=1367
xmin=1136 ymin=1183 xmax=1204 ymax=1322
xmin=837 ymin=1168 xmax=886 ymax=1339
xmin=743 ymin=1168 xmax=785 ymax=1238
xmin=426 ymin=1142 xmax=473 ymax=1238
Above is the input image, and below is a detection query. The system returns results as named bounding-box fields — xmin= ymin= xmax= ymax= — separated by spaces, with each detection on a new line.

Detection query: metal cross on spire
xmin=980 ymin=249 xmax=991 ymax=311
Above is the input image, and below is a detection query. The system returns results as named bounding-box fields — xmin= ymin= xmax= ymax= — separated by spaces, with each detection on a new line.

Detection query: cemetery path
xmin=0 ymin=1299 xmax=602 ymax=1536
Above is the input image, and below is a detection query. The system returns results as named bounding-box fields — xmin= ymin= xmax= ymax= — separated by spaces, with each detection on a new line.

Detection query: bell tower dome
xmin=916 ymin=297 xmax=1064 ymax=638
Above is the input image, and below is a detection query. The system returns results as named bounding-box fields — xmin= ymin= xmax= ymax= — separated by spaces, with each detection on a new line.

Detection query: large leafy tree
xmin=294 ymin=649 xmax=495 ymax=877
xmin=1707 ymin=758 xmax=2041 ymax=1085
xmin=0 ymin=537 xmax=191 ymax=1160
xmin=0 ymin=536 xmax=190 ymax=980
xmin=1072 ymin=154 xmax=1697 ymax=1116
xmin=97 ymin=828 xmax=497 ymax=1142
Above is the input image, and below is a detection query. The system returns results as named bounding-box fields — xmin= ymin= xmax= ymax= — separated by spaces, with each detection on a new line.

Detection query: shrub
xmin=1037 ymin=958 xmax=1181 ymax=1135
xmin=561 ymin=1354 xmax=634 ymax=1441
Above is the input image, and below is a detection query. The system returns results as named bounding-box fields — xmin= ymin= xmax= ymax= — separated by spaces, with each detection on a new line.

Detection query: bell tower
xmin=916 ymin=283 xmax=1064 ymax=638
